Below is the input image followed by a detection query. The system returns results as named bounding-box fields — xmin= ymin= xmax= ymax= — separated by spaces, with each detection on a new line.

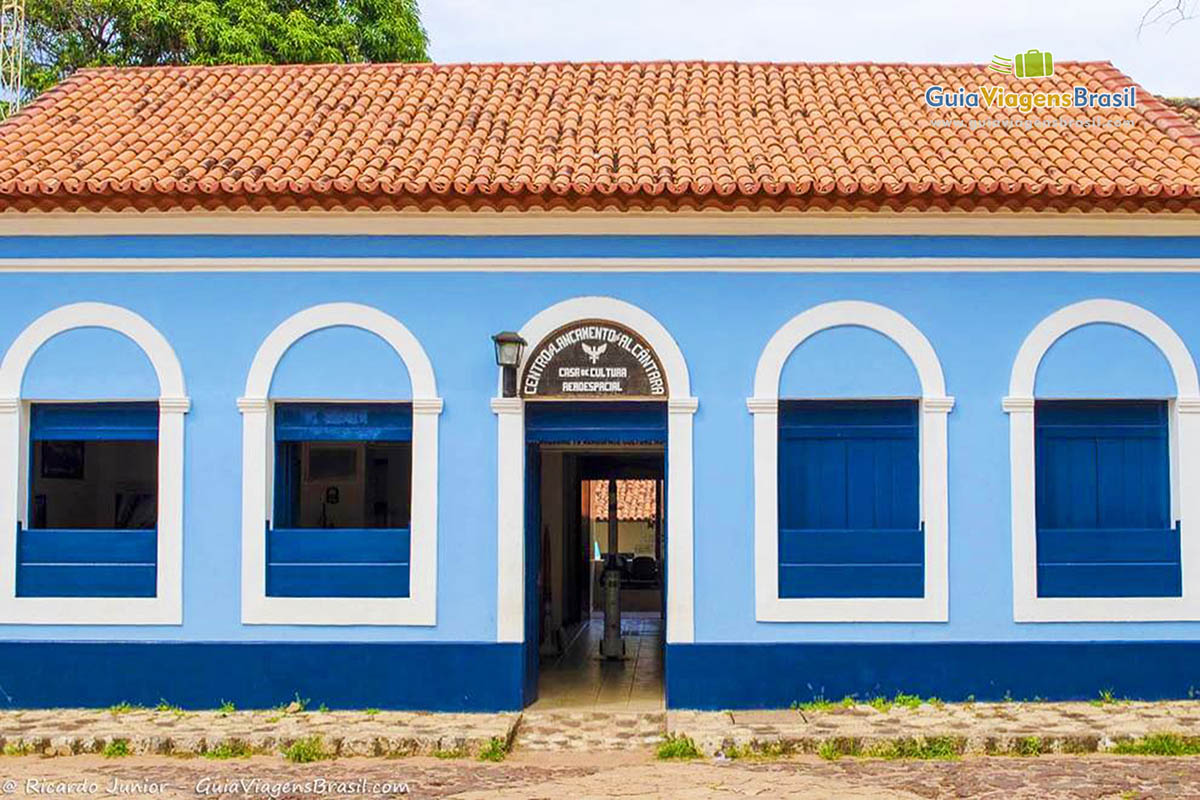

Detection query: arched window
xmin=239 ymin=303 xmax=441 ymax=625
xmin=749 ymin=301 xmax=953 ymax=622
xmin=0 ymin=303 xmax=188 ymax=624
xmin=1005 ymin=299 xmax=1200 ymax=622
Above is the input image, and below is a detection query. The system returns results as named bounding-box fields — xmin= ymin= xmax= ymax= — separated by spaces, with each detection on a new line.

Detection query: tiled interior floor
xmin=532 ymin=612 xmax=664 ymax=710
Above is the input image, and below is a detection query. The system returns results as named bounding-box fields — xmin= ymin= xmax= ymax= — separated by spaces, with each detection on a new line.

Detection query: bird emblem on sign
xmin=582 ymin=342 xmax=608 ymax=364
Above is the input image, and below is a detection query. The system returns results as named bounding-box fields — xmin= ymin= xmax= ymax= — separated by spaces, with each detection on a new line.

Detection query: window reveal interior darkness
xmin=274 ymin=441 xmax=412 ymax=529
xmin=21 ymin=402 xmax=160 ymax=598
xmin=31 ymin=440 xmax=158 ymax=529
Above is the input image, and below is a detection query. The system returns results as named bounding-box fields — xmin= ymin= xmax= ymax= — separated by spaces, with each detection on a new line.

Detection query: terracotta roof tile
xmin=592 ymin=480 xmax=658 ymax=523
xmin=1 ymin=61 xmax=1199 ymax=213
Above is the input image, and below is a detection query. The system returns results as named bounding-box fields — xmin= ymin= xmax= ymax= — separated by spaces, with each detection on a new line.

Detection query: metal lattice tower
xmin=0 ymin=0 xmax=25 ymax=118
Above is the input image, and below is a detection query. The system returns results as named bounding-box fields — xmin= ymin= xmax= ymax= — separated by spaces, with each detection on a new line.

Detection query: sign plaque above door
xmin=521 ymin=320 xmax=668 ymax=399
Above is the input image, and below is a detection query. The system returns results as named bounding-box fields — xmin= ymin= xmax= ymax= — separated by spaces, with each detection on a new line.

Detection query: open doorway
xmin=532 ymin=447 xmax=665 ymax=710
xmin=523 ymin=403 xmax=667 ymax=710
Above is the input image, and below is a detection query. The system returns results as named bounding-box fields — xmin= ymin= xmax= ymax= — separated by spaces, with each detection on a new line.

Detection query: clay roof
xmin=1165 ymin=98 xmax=1200 ymax=127
xmin=1 ymin=60 xmax=1199 ymax=213
xmin=592 ymin=480 xmax=657 ymax=522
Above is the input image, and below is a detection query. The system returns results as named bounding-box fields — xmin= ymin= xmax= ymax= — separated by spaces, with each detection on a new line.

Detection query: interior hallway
xmin=532 ymin=612 xmax=664 ymax=711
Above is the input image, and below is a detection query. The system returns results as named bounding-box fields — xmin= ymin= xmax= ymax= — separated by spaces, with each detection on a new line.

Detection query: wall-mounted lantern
xmin=492 ymin=331 xmax=527 ymax=398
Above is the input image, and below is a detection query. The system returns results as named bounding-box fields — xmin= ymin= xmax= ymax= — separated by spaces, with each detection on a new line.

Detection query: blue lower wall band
xmin=0 ymin=642 xmax=523 ymax=711
xmin=665 ymin=641 xmax=1200 ymax=709
xmin=2 ymin=641 xmax=1199 ymax=710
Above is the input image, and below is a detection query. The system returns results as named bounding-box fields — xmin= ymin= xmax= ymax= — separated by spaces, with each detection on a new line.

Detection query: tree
xmin=21 ymin=0 xmax=427 ymax=96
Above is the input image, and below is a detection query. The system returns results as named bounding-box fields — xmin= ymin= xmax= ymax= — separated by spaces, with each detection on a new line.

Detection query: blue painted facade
xmin=1 ymin=232 xmax=1200 ymax=708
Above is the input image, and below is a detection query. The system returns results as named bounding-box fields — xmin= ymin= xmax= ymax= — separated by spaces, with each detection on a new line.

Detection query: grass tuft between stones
xmin=656 ymin=733 xmax=702 ymax=760
xmin=1112 ymin=734 xmax=1200 ymax=756
xmin=477 ymin=736 xmax=508 ymax=762
xmin=102 ymin=739 xmax=131 ymax=758
xmin=204 ymin=740 xmax=254 ymax=760
xmin=818 ymin=736 xmax=965 ymax=761
xmin=281 ymin=736 xmax=330 ymax=763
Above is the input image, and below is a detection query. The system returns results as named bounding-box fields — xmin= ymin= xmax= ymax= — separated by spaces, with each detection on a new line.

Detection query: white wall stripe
xmin=3 ymin=258 xmax=1200 ymax=273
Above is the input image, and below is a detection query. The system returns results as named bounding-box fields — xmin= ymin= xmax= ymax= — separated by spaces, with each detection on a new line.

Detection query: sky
xmin=422 ymin=0 xmax=1195 ymax=97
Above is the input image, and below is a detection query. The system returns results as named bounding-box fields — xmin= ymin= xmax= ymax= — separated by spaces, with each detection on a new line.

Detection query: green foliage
xmin=204 ymin=740 xmax=253 ymax=759
xmin=217 ymin=700 xmax=236 ymax=716
xmin=103 ymin=738 xmax=131 ymax=758
xmin=1012 ymin=736 xmax=1044 ymax=757
xmin=1111 ymin=734 xmax=1200 ymax=756
xmin=19 ymin=0 xmax=429 ymax=101
xmin=432 ymin=744 xmax=468 ymax=759
xmin=867 ymin=696 xmax=893 ymax=712
xmin=1091 ymin=689 xmax=1127 ymax=707
xmin=893 ymin=693 xmax=923 ymax=710
xmin=364 ymin=708 xmax=381 ymax=716
xmin=477 ymin=736 xmax=507 ymax=762
xmin=281 ymin=736 xmax=329 ymax=763
xmin=840 ymin=695 xmax=856 ymax=708
xmin=156 ymin=698 xmax=186 ymax=717
xmin=107 ymin=702 xmax=138 ymax=715
xmin=792 ymin=695 xmax=835 ymax=713
xmin=3 ymin=741 xmax=32 ymax=756
xmin=820 ymin=736 xmax=963 ymax=761
xmin=656 ymin=733 xmax=701 ymax=760
xmin=818 ymin=738 xmax=859 ymax=760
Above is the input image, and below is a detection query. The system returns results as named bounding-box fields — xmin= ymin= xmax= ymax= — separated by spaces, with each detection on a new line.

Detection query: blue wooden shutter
xmin=20 ymin=402 xmax=159 ymax=598
xmin=1035 ymin=400 xmax=1179 ymax=597
xmin=268 ymin=402 xmax=412 ymax=598
xmin=777 ymin=400 xmax=922 ymax=598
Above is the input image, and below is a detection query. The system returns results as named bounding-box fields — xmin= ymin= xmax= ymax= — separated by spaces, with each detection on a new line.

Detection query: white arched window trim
xmin=492 ymin=296 xmax=698 ymax=644
xmin=0 ymin=302 xmax=189 ymax=625
xmin=749 ymin=301 xmax=953 ymax=622
xmin=1005 ymin=299 xmax=1200 ymax=622
xmin=239 ymin=303 xmax=441 ymax=626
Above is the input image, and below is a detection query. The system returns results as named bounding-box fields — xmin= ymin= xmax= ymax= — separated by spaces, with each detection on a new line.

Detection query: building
xmin=0 ymin=60 xmax=1198 ymax=710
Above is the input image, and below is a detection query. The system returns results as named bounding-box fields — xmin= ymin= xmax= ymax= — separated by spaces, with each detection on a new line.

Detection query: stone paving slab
xmin=668 ymin=700 xmax=1200 ymax=757
xmin=0 ymin=709 xmax=519 ymax=758
xmin=514 ymin=711 xmax=666 ymax=751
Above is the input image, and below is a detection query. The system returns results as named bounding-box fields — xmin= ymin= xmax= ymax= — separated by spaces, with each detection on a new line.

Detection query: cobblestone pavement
xmin=0 ymin=752 xmax=1197 ymax=799
xmin=6 ymin=700 xmax=1198 ymax=758
xmin=0 ymin=710 xmax=518 ymax=758
xmin=515 ymin=711 xmax=666 ymax=750
xmin=670 ymin=700 xmax=1200 ymax=756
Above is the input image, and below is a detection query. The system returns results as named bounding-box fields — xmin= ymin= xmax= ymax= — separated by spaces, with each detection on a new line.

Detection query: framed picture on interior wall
xmin=40 ymin=441 xmax=85 ymax=480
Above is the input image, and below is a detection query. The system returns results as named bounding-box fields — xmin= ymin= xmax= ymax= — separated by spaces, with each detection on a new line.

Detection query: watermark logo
xmin=990 ymin=50 xmax=1055 ymax=79
xmin=925 ymin=50 xmax=1134 ymax=112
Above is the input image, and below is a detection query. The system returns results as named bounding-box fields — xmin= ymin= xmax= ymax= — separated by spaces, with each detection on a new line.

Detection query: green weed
xmin=102 ymin=739 xmax=131 ymax=758
xmin=203 ymin=740 xmax=253 ymax=760
xmin=2 ymin=742 xmax=31 ymax=756
xmin=1012 ymin=736 xmax=1044 ymax=757
xmin=432 ymin=744 xmax=469 ymax=759
xmin=364 ymin=708 xmax=381 ymax=716
xmin=865 ymin=736 xmax=964 ymax=760
xmin=281 ymin=736 xmax=329 ymax=763
xmin=217 ymin=700 xmax=236 ymax=716
xmin=656 ymin=733 xmax=701 ymax=760
xmin=477 ymin=737 xmax=507 ymax=762
xmin=1111 ymin=734 xmax=1200 ymax=756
